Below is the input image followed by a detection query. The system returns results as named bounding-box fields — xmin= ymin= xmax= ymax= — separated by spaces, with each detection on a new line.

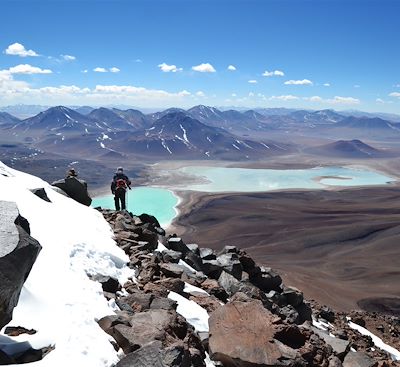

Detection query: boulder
xmin=318 ymin=306 xmax=335 ymax=323
xmin=51 ymin=177 xmax=91 ymax=206
xmin=217 ymin=245 xmax=238 ymax=255
xmin=209 ymin=300 xmax=306 ymax=366
xmin=30 ymin=188 xmax=51 ymax=203
xmin=0 ymin=202 xmax=41 ymax=329
xmin=160 ymin=263 xmax=184 ymax=278
xmin=91 ymin=275 xmax=120 ymax=293
xmin=163 ymin=249 xmax=183 ymax=263
xmin=282 ymin=287 xmax=303 ymax=307
xmin=115 ymin=340 xmax=164 ymax=367
xmin=250 ymin=266 xmax=282 ymax=292
xmin=186 ymin=244 xmax=200 ymax=256
xmin=167 ymin=237 xmax=190 ymax=255
xmin=342 ymin=352 xmax=377 ymax=367
xmin=113 ymin=309 xmax=188 ymax=354
xmin=199 ymin=247 xmax=216 ymax=260
xmin=183 ymin=252 xmax=203 ymax=272
xmin=150 ymin=297 xmax=177 ymax=311
xmin=311 ymin=327 xmax=351 ymax=360
xmin=201 ymin=260 xmax=222 ymax=279
xmin=216 ymin=253 xmax=242 ymax=280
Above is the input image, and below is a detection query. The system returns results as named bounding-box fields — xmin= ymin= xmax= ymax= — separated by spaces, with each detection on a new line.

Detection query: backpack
xmin=116 ymin=178 xmax=127 ymax=189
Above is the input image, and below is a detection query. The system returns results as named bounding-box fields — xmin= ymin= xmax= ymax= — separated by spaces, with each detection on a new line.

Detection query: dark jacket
xmin=111 ymin=173 xmax=131 ymax=194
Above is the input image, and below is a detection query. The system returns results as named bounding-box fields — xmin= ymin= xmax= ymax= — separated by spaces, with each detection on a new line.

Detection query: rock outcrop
xmin=93 ymin=208 xmax=400 ymax=367
xmin=51 ymin=177 xmax=91 ymax=206
xmin=0 ymin=201 xmax=41 ymax=330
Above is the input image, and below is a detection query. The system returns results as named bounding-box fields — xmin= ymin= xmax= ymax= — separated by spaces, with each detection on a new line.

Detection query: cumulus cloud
xmin=231 ymin=93 xmax=237 ymax=97
xmin=269 ymin=95 xmax=299 ymax=101
xmin=248 ymin=79 xmax=257 ymax=84
xmin=328 ymin=96 xmax=360 ymax=105
xmin=82 ymin=70 xmax=88 ymax=73
xmin=389 ymin=92 xmax=400 ymax=98
xmin=192 ymin=63 xmax=216 ymax=73
xmin=284 ymin=79 xmax=313 ymax=85
xmin=262 ymin=70 xmax=284 ymax=77
xmin=93 ymin=67 xmax=107 ymax=73
xmin=323 ymin=83 xmax=331 ymax=87
xmin=227 ymin=65 xmax=236 ymax=71
xmin=62 ymin=54 xmax=76 ymax=61
xmin=4 ymin=42 xmax=39 ymax=57
xmin=7 ymin=64 xmax=52 ymax=74
xmin=304 ymin=95 xmax=323 ymax=102
xmin=304 ymin=95 xmax=360 ymax=105
xmin=196 ymin=91 xmax=205 ymax=97
xmin=109 ymin=67 xmax=120 ymax=73
xmin=158 ymin=63 xmax=183 ymax=73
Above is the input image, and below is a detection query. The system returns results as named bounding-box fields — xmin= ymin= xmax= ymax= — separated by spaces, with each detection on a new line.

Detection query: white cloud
xmin=227 ymin=65 xmax=236 ymax=71
xmin=93 ymin=67 xmax=107 ymax=73
xmin=192 ymin=63 xmax=216 ymax=73
xmin=375 ymin=98 xmax=393 ymax=104
xmin=248 ymin=79 xmax=257 ymax=84
xmin=4 ymin=42 xmax=39 ymax=57
xmin=328 ymin=96 xmax=360 ymax=105
xmin=82 ymin=70 xmax=88 ymax=73
xmin=158 ymin=63 xmax=182 ymax=73
xmin=196 ymin=91 xmax=205 ymax=97
xmin=262 ymin=70 xmax=284 ymax=77
xmin=389 ymin=92 xmax=400 ymax=98
xmin=269 ymin=95 xmax=299 ymax=101
xmin=109 ymin=67 xmax=120 ymax=73
xmin=62 ymin=54 xmax=76 ymax=61
xmin=284 ymin=79 xmax=313 ymax=85
xmin=304 ymin=95 xmax=323 ymax=102
xmin=249 ymin=92 xmax=255 ymax=97
xmin=8 ymin=64 xmax=52 ymax=74
xmin=323 ymin=83 xmax=331 ymax=87
xmin=303 ymin=95 xmax=360 ymax=105
xmin=231 ymin=93 xmax=237 ymax=97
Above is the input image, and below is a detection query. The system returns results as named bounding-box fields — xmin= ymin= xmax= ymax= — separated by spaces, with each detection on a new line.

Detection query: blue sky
xmin=1 ymin=0 xmax=399 ymax=112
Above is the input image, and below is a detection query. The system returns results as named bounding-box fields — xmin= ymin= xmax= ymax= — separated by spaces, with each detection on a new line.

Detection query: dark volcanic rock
xmin=199 ymin=248 xmax=216 ymax=260
xmin=51 ymin=177 xmax=91 ymax=206
xmin=30 ymin=188 xmax=51 ymax=203
xmin=166 ymin=237 xmax=190 ymax=255
xmin=92 ymin=275 xmax=121 ymax=293
xmin=0 ymin=202 xmax=41 ymax=329
xmin=216 ymin=253 xmax=242 ymax=280
xmin=116 ymin=340 xmax=164 ymax=367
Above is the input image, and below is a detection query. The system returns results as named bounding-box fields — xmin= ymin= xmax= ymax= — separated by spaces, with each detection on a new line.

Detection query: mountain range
xmin=1 ymin=104 xmax=399 ymax=161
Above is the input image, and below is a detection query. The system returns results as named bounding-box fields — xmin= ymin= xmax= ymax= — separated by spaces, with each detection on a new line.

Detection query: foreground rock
xmin=52 ymin=176 xmax=91 ymax=206
xmin=95 ymin=208 xmax=400 ymax=367
xmin=0 ymin=201 xmax=41 ymax=329
xmin=209 ymin=299 xmax=328 ymax=366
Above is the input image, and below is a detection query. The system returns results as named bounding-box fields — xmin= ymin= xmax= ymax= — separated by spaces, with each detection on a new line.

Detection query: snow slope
xmin=0 ymin=162 xmax=134 ymax=366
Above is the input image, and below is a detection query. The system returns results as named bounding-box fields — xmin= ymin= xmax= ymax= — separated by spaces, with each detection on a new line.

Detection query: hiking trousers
xmin=114 ymin=188 xmax=126 ymax=211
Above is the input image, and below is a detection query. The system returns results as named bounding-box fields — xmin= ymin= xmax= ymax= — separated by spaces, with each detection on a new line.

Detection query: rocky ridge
xmin=95 ymin=209 xmax=400 ymax=367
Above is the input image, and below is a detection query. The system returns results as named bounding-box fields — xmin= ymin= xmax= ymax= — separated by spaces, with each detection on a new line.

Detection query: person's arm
xmin=111 ymin=179 xmax=116 ymax=194
xmin=126 ymin=175 xmax=132 ymax=189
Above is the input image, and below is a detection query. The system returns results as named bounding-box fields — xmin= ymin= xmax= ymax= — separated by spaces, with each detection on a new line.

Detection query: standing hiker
xmin=111 ymin=167 xmax=131 ymax=211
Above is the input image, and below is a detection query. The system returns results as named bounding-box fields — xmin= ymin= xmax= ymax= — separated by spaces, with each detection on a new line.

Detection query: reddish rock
xmin=209 ymin=300 xmax=307 ymax=366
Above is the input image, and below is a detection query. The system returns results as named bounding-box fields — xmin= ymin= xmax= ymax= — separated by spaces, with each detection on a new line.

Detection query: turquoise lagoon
xmin=92 ymin=187 xmax=179 ymax=227
xmin=177 ymin=166 xmax=395 ymax=192
xmin=93 ymin=166 xmax=395 ymax=226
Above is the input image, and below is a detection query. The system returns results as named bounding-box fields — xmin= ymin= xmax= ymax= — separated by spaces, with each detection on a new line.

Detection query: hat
xmin=68 ymin=168 xmax=77 ymax=177
xmin=117 ymin=167 xmax=123 ymax=172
